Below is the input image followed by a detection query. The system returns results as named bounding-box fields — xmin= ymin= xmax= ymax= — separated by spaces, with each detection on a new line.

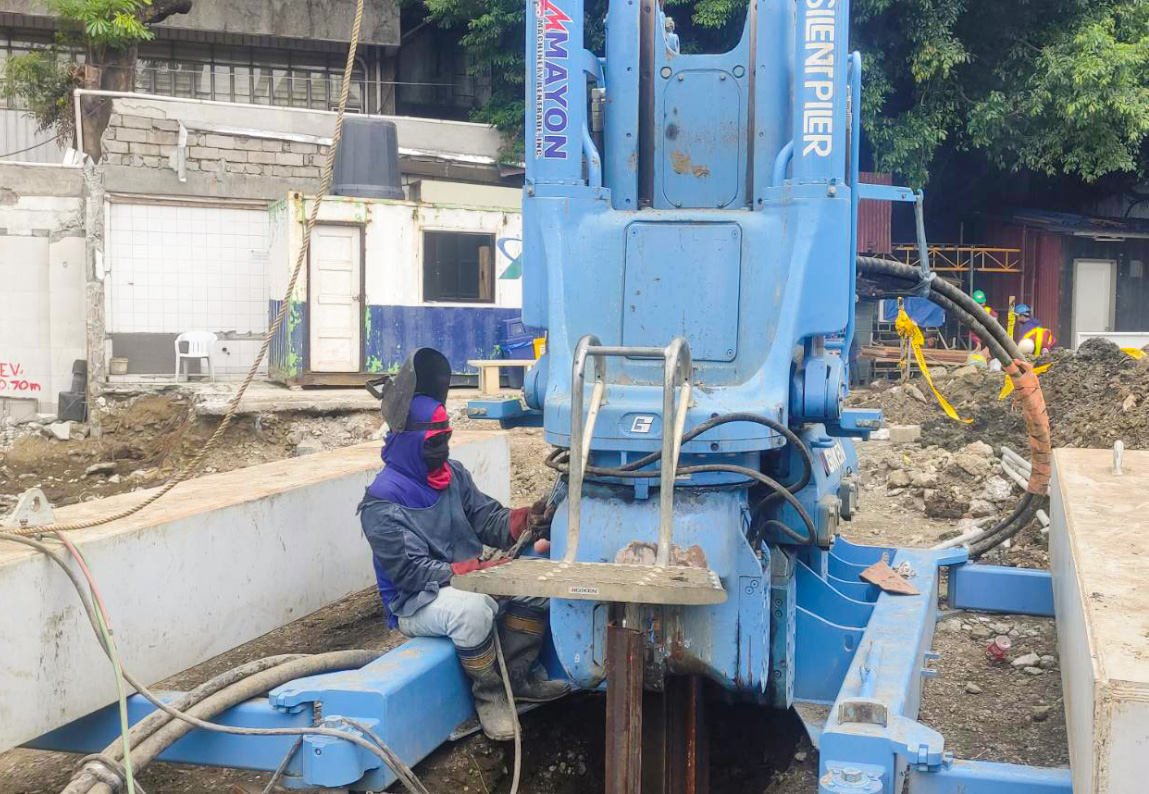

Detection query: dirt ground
xmin=0 ymin=399 xmax=1068 ymax=793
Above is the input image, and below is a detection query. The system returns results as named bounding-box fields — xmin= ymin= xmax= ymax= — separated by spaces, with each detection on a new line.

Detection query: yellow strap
xmin=1006 ymin=311 xmax=1016 ymax=339
xmin=1122 ymin=347 xmax=1146 ymax=360
xmin=999 ymin=363 xmax=1051 ymax=399
xmin=896 ymin=307 xmax=972 ymax=423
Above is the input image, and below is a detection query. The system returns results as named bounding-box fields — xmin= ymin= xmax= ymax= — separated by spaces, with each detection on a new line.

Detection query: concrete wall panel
xmin=0 ymin=431 xmax=510 ymax=753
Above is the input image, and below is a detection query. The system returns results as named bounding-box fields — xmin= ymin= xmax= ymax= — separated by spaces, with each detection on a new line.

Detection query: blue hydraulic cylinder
xmin=526 ymin=0 xmax=586 ymax=186
xmin=792 ymin=0 xmax=850 ymax=182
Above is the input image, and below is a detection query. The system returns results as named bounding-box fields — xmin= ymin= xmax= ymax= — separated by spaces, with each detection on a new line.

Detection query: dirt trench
xmin=0 ymin=412 xmax=1067 ymax=794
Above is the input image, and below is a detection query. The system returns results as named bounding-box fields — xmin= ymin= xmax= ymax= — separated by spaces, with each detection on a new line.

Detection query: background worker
xmin=968 ymin=290 xmax=997 ymax=366
xmin=1014 ymin=303 xmax=1057 ymax=357
xmin=358 ymin=348 xmax=569 ymax=741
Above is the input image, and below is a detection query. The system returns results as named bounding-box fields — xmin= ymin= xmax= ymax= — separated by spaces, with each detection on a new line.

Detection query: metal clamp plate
xmin=452 ymin=558 xmax=727 ymax=605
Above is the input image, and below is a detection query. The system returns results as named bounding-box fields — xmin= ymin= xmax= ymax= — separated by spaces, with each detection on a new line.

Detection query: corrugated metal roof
xmin=1005 ymin=209 xmax=1149 ymax=240
xmin=858 ymin=172 xmax=892 ymax=254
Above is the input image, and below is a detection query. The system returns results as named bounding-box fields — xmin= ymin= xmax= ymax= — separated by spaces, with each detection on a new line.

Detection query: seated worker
xmin=358 ymin=348 xmax=570 ymax=741
xmin=1014 ymin=303 xmax=1057 ymax=357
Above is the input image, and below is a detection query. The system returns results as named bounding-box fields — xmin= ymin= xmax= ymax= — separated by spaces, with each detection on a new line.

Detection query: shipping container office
xmin=267 ymin=191 xmax=524 ymax=386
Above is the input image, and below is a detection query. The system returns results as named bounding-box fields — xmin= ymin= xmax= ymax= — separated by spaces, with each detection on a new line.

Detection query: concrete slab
xmin=1049 ymin=447 xmax=1149 ymax=794
xmin=0 ymin=431 xmax=509 ymax=753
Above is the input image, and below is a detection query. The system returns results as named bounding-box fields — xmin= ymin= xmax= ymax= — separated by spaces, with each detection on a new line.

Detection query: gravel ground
xmin=0 ymin=422 xmax=1068 ymax=793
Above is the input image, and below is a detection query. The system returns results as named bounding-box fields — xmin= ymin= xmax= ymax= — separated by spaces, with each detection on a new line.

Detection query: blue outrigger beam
xmin=30 ymin=638 xmax=476 ymax=791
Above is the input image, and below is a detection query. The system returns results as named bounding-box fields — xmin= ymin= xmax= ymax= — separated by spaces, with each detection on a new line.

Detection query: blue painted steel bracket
xmin=855 ymin=183 xmax=917 ymax=203
xmin=947 ymin=563 xmax=1055 ymax=618
xmin=907 ymin=759 xmax=1072 ymax=793
xmin=465 ymin=396 xmax=544 ymax=427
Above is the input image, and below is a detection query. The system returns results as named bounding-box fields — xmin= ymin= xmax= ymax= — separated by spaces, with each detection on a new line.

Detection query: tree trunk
xmin=79 ymin=44 xmax=140 ymax=161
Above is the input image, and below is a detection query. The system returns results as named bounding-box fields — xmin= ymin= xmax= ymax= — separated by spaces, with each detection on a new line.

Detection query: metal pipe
xmin=566 ymin=335 xmax=606 ymax=564
xmin=771 ymin=140 xmax=793 ymax=186
xmin=656 ymin=337 xmax=691 ymax=567
xmin=588 ymin=345 xmax=667 ymax=358
xmin=842 ymin=51 xmax=862 ymax=368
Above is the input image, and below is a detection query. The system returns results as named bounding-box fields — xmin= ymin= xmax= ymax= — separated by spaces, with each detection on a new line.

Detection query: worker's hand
xmin=529 ymin=497 xmax=556 ymax=539
xmin=450 ymin=557 xmax=511 ymax=576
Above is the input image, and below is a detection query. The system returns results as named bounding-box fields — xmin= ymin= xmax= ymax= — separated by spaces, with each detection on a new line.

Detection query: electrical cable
xmin=63 ymin=655 xmax=307 ymax=794
xmin=8 ymin=0 xmax=366 ymax=536
xmin=0 ymin=532 xmax=427 ymax=794
xmin=494 ymin=632 xmax=522 ymax=794
xmin=52 ymin=530 xmax=137 ymax=794
xmin=260 ymin=737 xmax=303 ymax=794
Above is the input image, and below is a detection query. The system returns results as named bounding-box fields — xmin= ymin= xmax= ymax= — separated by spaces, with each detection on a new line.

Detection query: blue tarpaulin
xmin=881 ymin=297 xmax=945 ymax=327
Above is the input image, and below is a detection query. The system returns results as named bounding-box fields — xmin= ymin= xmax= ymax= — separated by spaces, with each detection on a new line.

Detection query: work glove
xmin=529 ymin=497 xmax=556 ymax=539
xmin=510 ymin=506 xmax=530 ymax=540
xmin=450 ymin=557 xmax=511 ymax=576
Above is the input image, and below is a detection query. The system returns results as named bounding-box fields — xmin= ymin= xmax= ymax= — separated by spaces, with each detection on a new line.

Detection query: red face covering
xmin=424 ymin=404 xmax=453 ymax=490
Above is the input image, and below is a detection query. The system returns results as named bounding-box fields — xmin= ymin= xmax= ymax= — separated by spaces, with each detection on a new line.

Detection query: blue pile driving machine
xmin=32 ymin=2 xmax=1071 ymax=792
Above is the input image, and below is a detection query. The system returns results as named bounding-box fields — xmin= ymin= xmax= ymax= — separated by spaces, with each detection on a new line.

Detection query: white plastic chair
xmin=174 ymin=331 xmax=217 ymax=382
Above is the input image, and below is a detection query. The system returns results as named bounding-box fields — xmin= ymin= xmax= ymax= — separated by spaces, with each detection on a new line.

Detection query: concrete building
xmin=0 ymin=2 xmax=531 ymax=414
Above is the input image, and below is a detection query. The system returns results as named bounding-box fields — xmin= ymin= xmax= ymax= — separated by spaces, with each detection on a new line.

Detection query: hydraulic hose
xmin=544 ymin=413 xmax=819 ymax=542
xmin=856 ymin=256 xmax=1051 ymax=556
xmin=85 ymin=651 xmax=384 ymax=794
xmin=0 ymin=532 xmax=430 ymax=794
xmin=64 ymin=654 xmax=307 ymax=794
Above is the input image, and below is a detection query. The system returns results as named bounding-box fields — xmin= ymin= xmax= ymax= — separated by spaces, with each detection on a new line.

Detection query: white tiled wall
xmin=106 ymin=203 xmax=270 ymax=335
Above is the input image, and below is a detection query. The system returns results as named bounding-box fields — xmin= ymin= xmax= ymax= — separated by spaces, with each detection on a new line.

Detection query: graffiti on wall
xmin=497 ymin=237 xmax=523 ymax=280
xmin=0 ymin=362 xmax=42 ymax=393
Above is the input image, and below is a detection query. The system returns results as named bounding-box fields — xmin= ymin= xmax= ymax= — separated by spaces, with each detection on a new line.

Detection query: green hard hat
xmin=972 ymin=289 xmax=987 ymax=305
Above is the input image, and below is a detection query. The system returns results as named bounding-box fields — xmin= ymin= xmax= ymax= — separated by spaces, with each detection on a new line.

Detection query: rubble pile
xmin=865 ymin=439 xmax=1019 ymax=521
xmin=853 ymin=338 xmax=1149 ymax=452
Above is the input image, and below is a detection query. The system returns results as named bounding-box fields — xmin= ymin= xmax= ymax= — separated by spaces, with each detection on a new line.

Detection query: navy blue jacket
xmin=358 ymin=460 xmax=513 ymax=622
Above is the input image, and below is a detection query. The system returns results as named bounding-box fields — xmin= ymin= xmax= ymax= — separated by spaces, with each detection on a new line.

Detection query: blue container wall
xmin=364 ymin=305 xmax=525 ymax=374
xmin=268 ymin=299 xmax=306 ymax=381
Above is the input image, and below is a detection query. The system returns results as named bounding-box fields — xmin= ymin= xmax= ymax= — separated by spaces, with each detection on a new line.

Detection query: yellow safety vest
xmin=1021 ymin=327 xmax=1053 ymax=356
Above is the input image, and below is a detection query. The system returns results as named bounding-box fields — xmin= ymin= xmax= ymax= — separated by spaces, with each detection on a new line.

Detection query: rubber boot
xmin=457 ymin=631 xmax=516 ymax=741
xmin=500 ymin=602 xmax=572 ymax=703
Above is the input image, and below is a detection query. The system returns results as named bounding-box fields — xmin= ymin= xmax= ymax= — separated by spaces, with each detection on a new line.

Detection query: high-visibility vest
xmin=1021 ymin=326 xmax=1055 ymax=356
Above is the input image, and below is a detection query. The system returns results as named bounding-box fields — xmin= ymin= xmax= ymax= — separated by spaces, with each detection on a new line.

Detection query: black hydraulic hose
xmin=970 ymin=497 xmax=1042 ymax=558
xmin=548 ymin=412 xmax=815 ymax=495
xmin=87 ymin=651 xmax=384 ymax=794
xmin=856 ymin=256 xmax=1025 ymax=363
xmin=65 ymin=654 xmax=308 ymax=794
xmin=856 ymin=256 xmax=1049 ymax=556
xmin=761 ymin=518 xmax=812 ymax=545
xmin=616 ymin=412 xmax=815 ymax=488
xmin=0 ymin=533 xmax=428 ymax=794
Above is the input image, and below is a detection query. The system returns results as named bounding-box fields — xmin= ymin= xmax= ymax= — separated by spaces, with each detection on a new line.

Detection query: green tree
xmin=412 ymin=0 xmax=606 ymax=160
xmin=2 ymin=0 xmax=191 ymax=157
xmin=416 ymin=0 xmax=1149 ymax=191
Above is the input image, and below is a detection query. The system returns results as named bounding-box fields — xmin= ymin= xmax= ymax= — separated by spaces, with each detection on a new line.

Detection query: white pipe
xmin=931 ymin=517 xmax=995 ymax=550
xmin=1000 ymin=458 xmax=1030 ymax=490
xmin=73 ymin=87 xmax=83 ymax=156
xmin=1001 ymin=445 xmax=1031 ymax=472
xmin=1036 ymin=508 xmax=1051 ymax=535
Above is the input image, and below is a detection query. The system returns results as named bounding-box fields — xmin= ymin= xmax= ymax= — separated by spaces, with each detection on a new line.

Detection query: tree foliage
xmin=2 ymin=0 xmax=190 ymax=150
xmin=412 ymin=0 xmax=1149 ymax=188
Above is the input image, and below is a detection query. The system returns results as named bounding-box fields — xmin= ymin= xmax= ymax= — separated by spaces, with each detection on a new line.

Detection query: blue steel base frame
xmin=811 ymin=543 xmax=1068 ymax=794
xmin=29 ymin=551 xmax=1070 ymax=793
xmin=30 ymin=637 xmax=476 ymax=791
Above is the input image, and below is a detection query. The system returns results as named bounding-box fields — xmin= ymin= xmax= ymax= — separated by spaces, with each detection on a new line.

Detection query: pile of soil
xmin=858 ymin=338 xmax=1149 ymax=452
xmin=0 ymin=392 xmax=381 ymax=511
